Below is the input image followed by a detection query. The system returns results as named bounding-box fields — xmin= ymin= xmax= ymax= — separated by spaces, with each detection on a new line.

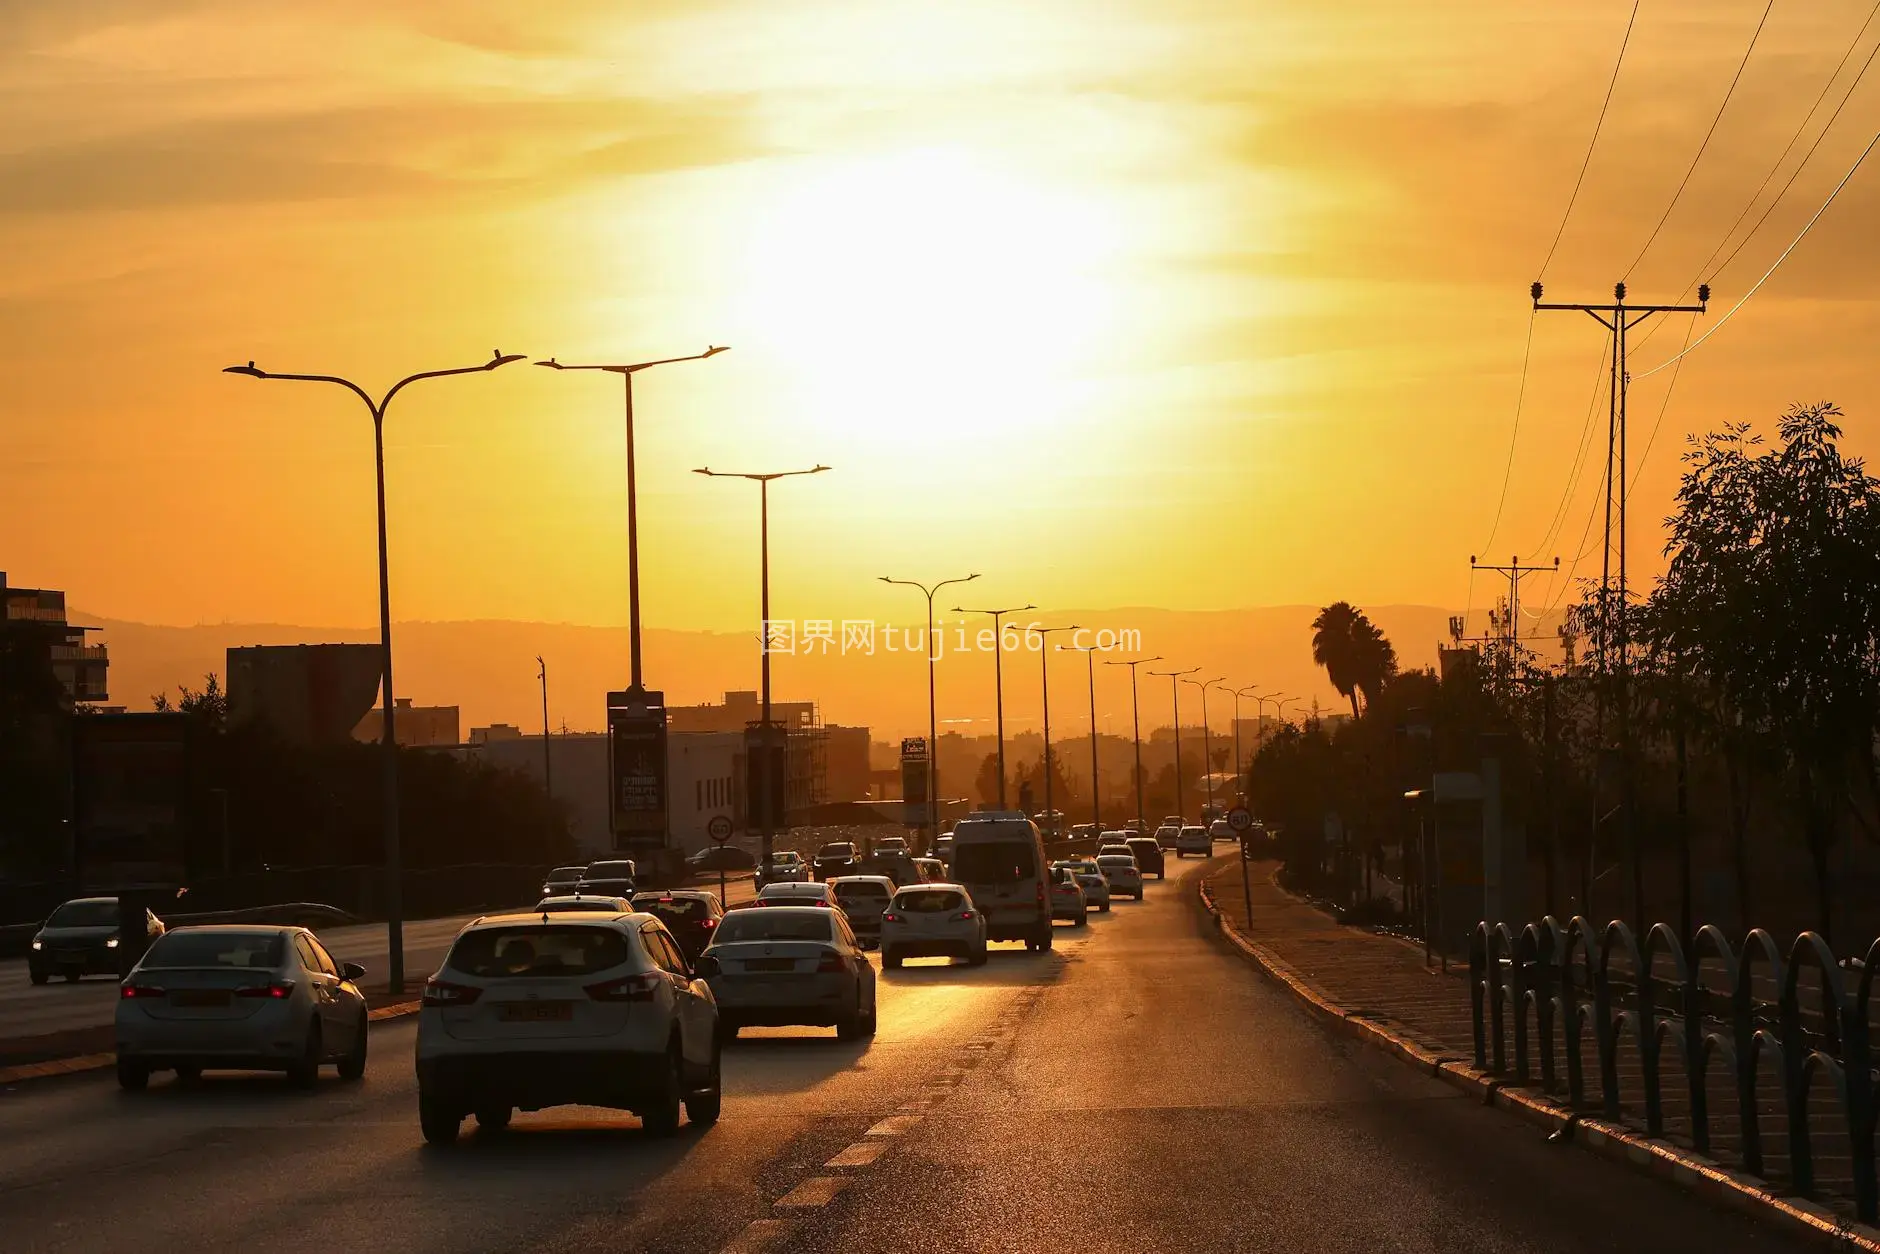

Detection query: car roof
xmin=1097 ymin=853 xmax=1135 ymax=861
xmin=160 ymin=923 xmax=297 ymax=935
xmin=893 ymin=880 xmax=964 ymax=892
xmin=538 ymin=894 xmax=629 ymax=905
xmin=56 ymin=895 xmax=120 ymax=906
xmin=829 ymin=875 xmax=896 ymax=887
xmin=468 ymin=911 xmax=634 ymax=928
xmin=633 ymin=890 xmax=713 ymax=902
xmin=759 ymin=881 xmax=831 ymax=892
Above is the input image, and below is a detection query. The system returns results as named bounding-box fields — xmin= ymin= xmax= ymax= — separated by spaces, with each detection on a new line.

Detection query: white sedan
xmin=1053 ymin=859 xmax=1111 ymax=912
xmin=1095 ymin=854 xmax=1144 ymax=901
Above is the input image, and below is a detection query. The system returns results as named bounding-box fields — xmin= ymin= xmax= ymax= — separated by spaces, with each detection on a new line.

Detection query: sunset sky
xmin=6 ymin=0 xmax=1879 ymax=655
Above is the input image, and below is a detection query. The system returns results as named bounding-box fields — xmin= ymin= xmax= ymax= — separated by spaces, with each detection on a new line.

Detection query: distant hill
xmin=81 ymin=603 xmax=1562 ymax=738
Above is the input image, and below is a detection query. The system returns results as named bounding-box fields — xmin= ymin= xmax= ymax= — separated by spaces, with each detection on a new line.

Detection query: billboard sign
xmin=607 ymin=689 xmax=667 ymax=853
xmin=900 ymin=737 xmax=930 ymax=828
xmin=743 ymin=723 xmax=789 ymax=832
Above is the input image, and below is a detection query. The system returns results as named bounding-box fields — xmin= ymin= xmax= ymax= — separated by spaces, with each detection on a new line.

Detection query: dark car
xmin=1125 ymin=837 xmax=1165 ymax=881
xmin=30 ymin=897 xmax=165 ymax=985
xmin=577 ymin=859 xmax=638 ymax=899
xmin=812 ymin=841 xmax=859 ymax=881
xmin=540 ymin=864 xmax=587 ymax=896
xmin=629 ymin=890 xmax=725 ymax=961
xmin=857 ymin=853 xmax=922 ymax=887
xmin=687 ymin=845 xmax=756 ymax=872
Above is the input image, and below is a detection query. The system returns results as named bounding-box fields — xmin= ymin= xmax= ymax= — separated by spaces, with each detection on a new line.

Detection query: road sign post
xmin=708 ymin=813 xmax=734 ymax=903
xmin=1227 ymin=805 xmax=1254 ymax=928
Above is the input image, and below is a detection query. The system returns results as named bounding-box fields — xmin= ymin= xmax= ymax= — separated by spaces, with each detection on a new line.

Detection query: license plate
xmin=498 ymin=1001 xmax=573 ymax=1022
xmin=744 ymin=958 xmax=796 ymax=972
xmin=173 ymin=990 xmax=230 ymax=1007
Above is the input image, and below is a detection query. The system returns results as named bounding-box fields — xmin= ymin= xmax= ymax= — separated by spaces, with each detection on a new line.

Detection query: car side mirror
xmin=341 ymin=962 xmax=366 ymax=981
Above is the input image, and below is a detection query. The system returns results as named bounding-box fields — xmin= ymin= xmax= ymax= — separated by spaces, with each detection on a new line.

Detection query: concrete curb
xmin=1196 ymin=874 xmax=1880 ymax=1253
xmin=0 ymin=1000 xmax=423 ymax=1088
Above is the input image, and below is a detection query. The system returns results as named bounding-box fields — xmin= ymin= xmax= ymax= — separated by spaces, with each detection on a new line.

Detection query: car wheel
xmin=419 ymin=1092 xmax=461 ymax=1146
xmin=686 ymin=1038 xmax=723 ymax=1126
xmin=29 ymin=968 xmax=47 ymax=986
xmin=1037 ymin=927 xmax=1054 ymax=953
xmin=1075 ymin=913 xmax=1088 ymax=928
xmin=337 ymin=1011 xmax=369 ymax=1080
xmin=1136 ymin=889 xmax=1145 ymax=901
xmin=475 ymin=1105 xmax=512 ymax=1133
xmin=862 ymin=1000 xmax=878 ymax=1037
xmin=174 ymin=1063 xmax=203 ymax=1085
xmin=640 ymin=1041 xmax=684 ymax=1136
xmin=64 ymin=972 xmax=81 ymax=983
xmin=287 ymin=1021 xmax=321 ymax=1089
xmin=969 ymin=945 xmax=989 ymax=966
xmin=882 ymin=948 xmax=903 ymax=970
xmin=1101 ymin=901 xmax=1111 ymax=913
xmin=116 ymin=1058 xmax=149 ymax=1091
xmin=716 ymin=1015 xmax=740 ymax=1047
xmin=836 ymin=1000 xmax=864 ymax=1041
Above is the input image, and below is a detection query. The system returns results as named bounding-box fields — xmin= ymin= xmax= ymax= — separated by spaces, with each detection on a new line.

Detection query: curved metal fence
xmin=1470 ymin=917 xmax=1880 ymax=1220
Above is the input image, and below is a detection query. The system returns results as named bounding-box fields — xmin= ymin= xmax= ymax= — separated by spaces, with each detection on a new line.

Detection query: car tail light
xmin=816 ymin=950 xmax=848 ymax=973
xmin=422 ymin=978 xmax=483 ymax=1007
xmin=1035 ymin=881 xmax=1047 ymax=909
xmin=880 ymin=911 xmax=901 ymax=924
xmin=585 ymin=971 xmax=662 ymax=1002
xmin=954 ymin=909 xmax=977 ymax=920
xmin=120 ymin=983 xmax=164 ymax=999
xmin=237 ymin=980 xmax=296 ymax=999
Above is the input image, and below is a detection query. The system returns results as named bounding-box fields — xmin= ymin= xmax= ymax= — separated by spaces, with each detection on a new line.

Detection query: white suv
xmin=416 ymin=911 xmax=721 ymax=1144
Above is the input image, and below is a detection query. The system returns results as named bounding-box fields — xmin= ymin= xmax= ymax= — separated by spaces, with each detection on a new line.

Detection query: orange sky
xmin=5 ymin=0 xmax=1879 ymax=644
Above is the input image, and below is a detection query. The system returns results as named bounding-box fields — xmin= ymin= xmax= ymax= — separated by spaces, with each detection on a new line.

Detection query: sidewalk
xmin=1203 ymin=858 xmax=1879 ymax=1249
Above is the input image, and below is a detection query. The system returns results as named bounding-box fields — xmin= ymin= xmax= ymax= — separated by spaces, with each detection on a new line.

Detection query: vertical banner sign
xmin=743 ymin=723 xmax=789 ymax=831
xmin=900 ymin=736 xmax=930 ymax=828
xmin=607 ymin=689 xmax=668 ymax=855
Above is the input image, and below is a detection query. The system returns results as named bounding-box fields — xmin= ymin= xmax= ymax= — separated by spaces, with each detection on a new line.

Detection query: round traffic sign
xmin=1226 ymin=806 xmax=1253 ymax=832
xmin=708 ymin=815 xmax=734 ymax=843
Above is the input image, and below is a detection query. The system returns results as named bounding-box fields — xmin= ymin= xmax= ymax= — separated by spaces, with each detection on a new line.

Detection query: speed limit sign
xmin=707 ymin=815 xmax=734 ymax=844
xmin=1227 ymin=806 xmax=1253 ymax=832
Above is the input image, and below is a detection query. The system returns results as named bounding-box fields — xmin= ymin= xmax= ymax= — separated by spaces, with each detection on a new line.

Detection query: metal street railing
xmin=1471 ymin=916 xmax=1880 ymax=1221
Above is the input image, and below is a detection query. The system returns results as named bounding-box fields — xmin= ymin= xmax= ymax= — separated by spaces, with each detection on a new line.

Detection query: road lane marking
xmin=775 ymin=1176 xmax=847 ymax=1207
xmin=825 ymin=1141 xmax=888 ymax=1168
xmin=718 ymin=1219 xmax=795 ymax=1254
xmin=867 ymin=1114 xmax=923 ymax=1136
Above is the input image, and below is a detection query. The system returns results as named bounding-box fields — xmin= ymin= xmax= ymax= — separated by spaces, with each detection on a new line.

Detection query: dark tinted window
xmin=447 ymin=926 xmax=632 ymax=977
xmin=586 ymin=861 xmax=636 ymax=878
xmin=636 ymin=897 xmax=710 ymax=922
xmin=834 ymin=882 xmax=891 ymax=903
xmin=47 ymin=900 xmax=118 ymax=927
xmin=716 ymin=912 xmax=836 ymax=943
xmin=817 ymin=843 xmax=856 ymax=857
xmin=144 ymin=931 xmax=285 ymax=969
xmin=953 ymin=841 xmax=1037 ymax=884
xmin=896 ymin=890 xmax=964 ymax=913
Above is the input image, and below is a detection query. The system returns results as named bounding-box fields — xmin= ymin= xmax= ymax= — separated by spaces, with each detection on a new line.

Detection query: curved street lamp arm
xmin=537 ymin=346 xmax=728 ymax=373
xmin=224 ymin=366 xmax=376 ymax=412
xmin=380 ymin=352 xmax=524 ymax=411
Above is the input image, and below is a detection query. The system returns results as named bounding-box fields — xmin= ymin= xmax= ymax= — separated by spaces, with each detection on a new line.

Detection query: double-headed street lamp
xmin=1104 ymin=655 xmax=1162 ymax=831
xmin=695 ymin=464 xmax=830 ymax=870
xmin=224 ymin=349 xmax=524 ymax=993
xmin=1060 ymin=642 xmax=1106 ymax=831
xmin=536 ymin=347 xmax=727 ymax=691
xmin=1026 ymin=624 xmax=1081 ymax=834
xmin=1148 ymin=666 xmax=1200 ymax=820
xmin=953 ymin=602 xmax=1036 ymax=809
xmin=1184 ymin=676 xmax=1227 ymax=819
xmin=879 ymin=572 xmax=980 ymax=845
xmin=1232 ymin=685 xmax=1261 ymax=803
xmin=1255 ymin=692 xmax=1288 ymax=750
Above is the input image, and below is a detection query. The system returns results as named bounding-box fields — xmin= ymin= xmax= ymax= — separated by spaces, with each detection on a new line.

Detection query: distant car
xmin=416 ymin=911 xmax=720 ymax=1142
xmin=1209 ymin=819 xmax=1232 ymax=843
xmin=1069 ymin=823 xmax=1099 ymax=841
xmin=914 ymin=857 xmax=947 ymax=882
xmin=932 ymin=835 xmax=955 ymax=863
xmin=1175 ymin=826 xmax=1212 ymax=859
xmin=1122 ymin=819 xmax=1149 ymax=834
xmin=858 ymin=853 xmax=923 ymax=888
xmin=577 ymin=859 xmax=637 ymax=899
xmin=1054 ymin=859 xmax=1110 ymax=912
xmin=1048 ymin=867 xmax=1088 ymax=924
xmin=30 ymin=896 xmax=165 ymax=985
xmin=698 ymin=906 xmax=877 ymax=1041
xmin=533 ymin=895 xmax=634 ymax=916
xmin=828 ymin=876 xmax=897 ymax=947
xmin=687 ymin=845 xmax=756 ymax=872
xmin=755 ymin=881 xmax=841 ymax=910
xmin=1097 ymin=843 xmax=1133 ymax=860
xmin=540 ymin=865 xmax=587 ymax=897
xmin=874 ymin=836 xmax=910 ymax=857
xmin=1154 ymin=824 xmax=1181 ymax=850
xmin=813 ymin=842 xmax=860 ymax=880
xmin=1124 ymin=836 xmax=1165 ymax=881
xmin=116 ymin=926 xmax=368 ymax=1090
xmin=1096 ymin=853 xmax=1144 ymax=900
xmin=631 ymin=890 xmax=726 ymax=961
xmin=756 ymin=850 xmax=810 ymax=890
xmin=882 ymin=884 xmax=990 ymax=967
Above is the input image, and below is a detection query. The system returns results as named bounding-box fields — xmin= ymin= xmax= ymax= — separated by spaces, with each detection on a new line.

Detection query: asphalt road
xmin=0 ymin=854 xmax=1819 ymax=1254
xmin=1 ymin=875 xmax=760 ymax=1040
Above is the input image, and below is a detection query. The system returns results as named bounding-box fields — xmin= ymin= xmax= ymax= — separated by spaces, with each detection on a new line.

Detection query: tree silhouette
xmin=1313 ymin=602 xmax=1397 ymax=718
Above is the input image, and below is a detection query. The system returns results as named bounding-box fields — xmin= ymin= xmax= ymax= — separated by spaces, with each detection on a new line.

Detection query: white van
xmin=946 ymin=811 xmax=1053 ymax=952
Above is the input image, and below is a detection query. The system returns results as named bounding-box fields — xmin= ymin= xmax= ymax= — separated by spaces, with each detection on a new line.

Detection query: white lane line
xmin=867 ymin=1114 xmax=923 ymax=1136
xmin=718 ymin=1218 xmax=795 ymax=1254
xmin=825 ymin=1140 xmax=888 ymax=1168
xmin=776 ymin=1176 xmax=848 ymax=1208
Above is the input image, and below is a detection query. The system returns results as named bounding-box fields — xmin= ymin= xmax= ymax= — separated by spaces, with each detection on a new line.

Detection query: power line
xmin=1538 ymin=0 xmax=1643 ymax=278
xmin=1625 ymin=312 xmax=1698 ymax=498
xmin=1531 ymin=338 xmax=1610 ymax=557
xmin=1475 ymin=310 xmax=1536 ymax=554
xmin=1625 ymin=0 xmax=1776 ymax=280
xmin=1636 ymin=130 xmax=1880 ymax=380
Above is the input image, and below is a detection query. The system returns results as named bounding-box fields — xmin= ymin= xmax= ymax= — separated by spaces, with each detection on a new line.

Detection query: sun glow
xmin=729 ymin=147 xmax=1127 ymax=460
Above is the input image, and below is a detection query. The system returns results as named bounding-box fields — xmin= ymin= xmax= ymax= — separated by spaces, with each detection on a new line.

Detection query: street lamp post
xmin=537 ymin=655 xmax=553 ymax=802
xmin=1105 ymin=655 xmax=1163 ymax=831
xmin=537 ymin=347 xmax=728 ymax=691
xmin=1061 ymin=643 xmax=1105 ymax=831
xmin=1184 ymin=677 xmax=1227 ymax=820
xmin=1148 ymin=667 xmax=1200 ymax=820
xmin=953 ymin=603 xmax=1037 ymax=809
xmin=1232 ymin=684 xmax=1263 ymax=803
xmin=225 ymin=349 xmax=523 ymax=994
xmin=695 ymin=464 xmax=831 ymax=872
xmin=879 ymin=573 xmax=980 ymax=847
xmin=1026 ymin=624 xmax=1081 ymax=835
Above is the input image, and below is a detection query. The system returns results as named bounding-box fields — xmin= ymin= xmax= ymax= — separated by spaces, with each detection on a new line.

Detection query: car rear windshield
xmin=447 ymin=926 xmax=632 ymax=978
xmin=952 ymin=841 xmax=1038 ymax=883
xmin=1098 ymin=856 xmax=1135 ymax=867
xmin=818 ymin=843 xmax=855 ymax=857
xmin=835 ymin=883 xmax=890 ymax=902
xmin=586 ymin=862 xmax=635 ymax=877
xmin=547 ymin=867 xmax=584 ymax=880
xmin=46 ymin=900 xmax=118 ymax=927
xmin=143 ymin=931 xmax=285 ymax=969
xmin=637 ymin=897 xmax=709 ymax=922
xmin=716 ymin=912 xmax=835 ymax=944
xmin=896 ymin=890 xmax=965 ymax=913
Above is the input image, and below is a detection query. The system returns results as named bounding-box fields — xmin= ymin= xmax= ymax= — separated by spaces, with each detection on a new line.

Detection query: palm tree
xmin=1351 ymin=617 xmax=1398 ymax=712
xmin=1312 ymin=602 xmax=1364 ymax=719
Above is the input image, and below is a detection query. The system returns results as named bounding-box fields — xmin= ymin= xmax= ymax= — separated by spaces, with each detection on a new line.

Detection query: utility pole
xmin=1534 ymin=281 xmax=1707 ymax=935
xmin=1469 ymin=555 xmax=1560 ymax=676
xmin=536 ymin=655 xmax=553 ymax=803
